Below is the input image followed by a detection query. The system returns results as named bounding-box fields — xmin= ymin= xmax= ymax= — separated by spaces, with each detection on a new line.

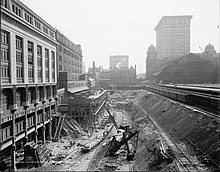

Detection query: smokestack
xmin=93 ymin=61 xmax=96 ymax=78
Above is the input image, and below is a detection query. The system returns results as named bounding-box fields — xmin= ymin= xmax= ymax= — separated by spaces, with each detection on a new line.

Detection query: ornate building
xmin=111 ymin=66 xmax=137 ymax=85
xmin=1 ymin=0 xmax=58 ymax=169
xmin=146 ymin=45 xmax=158 ymax=80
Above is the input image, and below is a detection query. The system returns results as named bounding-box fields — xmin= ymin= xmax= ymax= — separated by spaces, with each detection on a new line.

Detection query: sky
xmin=20 ymin=0 xmax=220 ymax=74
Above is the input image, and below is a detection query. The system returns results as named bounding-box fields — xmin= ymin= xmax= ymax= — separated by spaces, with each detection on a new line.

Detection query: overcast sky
xmin=20 ymin=0 xmax=220 ymax=74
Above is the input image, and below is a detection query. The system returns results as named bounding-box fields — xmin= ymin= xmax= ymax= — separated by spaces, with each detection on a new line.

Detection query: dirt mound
xmin=140 ymin=93 xmax=220 ymax=168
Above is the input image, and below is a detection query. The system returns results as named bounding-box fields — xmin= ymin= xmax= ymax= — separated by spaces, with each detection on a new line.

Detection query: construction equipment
xmin=106 ymin=130 xmax=138 ymax=158
xmin=104 ymin=102 xmax=139 ymax=161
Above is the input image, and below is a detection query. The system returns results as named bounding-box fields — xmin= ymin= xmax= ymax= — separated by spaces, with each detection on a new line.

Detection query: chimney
xmin=93 ymin=61 xmax=96 ymax=78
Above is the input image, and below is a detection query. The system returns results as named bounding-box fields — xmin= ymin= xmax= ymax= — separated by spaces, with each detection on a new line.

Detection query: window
xmin=1 ymin=127 xmax=11 ymax=141
xmin=1 ymin=30 xmax=9 ymax=45
xmin=59 ymin=65 xmax=62 ymax=70
xmin=28 ymin=68 xmax=33 ymax=79
xmin=59 ymin=45 xmax=62 ymax=51
xmin=49 ymin=30 xmax=54 ymax=38
xmin=16 ymin=51 xmax=22 ymax=63
xmin=16 ymin=66 xmax=23 ymax=78
xmin=1 ymin=0 xmax=8 ymax=9
xmin=59 ymin=55 xmax=62 ymax=61
xmin=16 ymin=36 xmax=22 ymax=49
xmin=45 ymin=48 xmax=49 ymax=82
xmin=24 ymin=13 xmax=33 ymax=24
xmin=12 ymin=3 xmax=22 ymax=17
xmin=1 ymin=48 xmax=9 ymax=61
xmin=28 ymin=117 xmax=34 ymax=127
xmin=28 ymin=42 xmax=34 ymax=82
xmin=16 ymin=36 xmax=23 ymax=82
xmin=34 ymin=20 xmax=41 ymax=30
xmin=28 ymin=41 xmax=34 ymax=65
xmin=51 ymin=51 xmax=55 ymax=81
xmin=1 ymin=65 xmax=9 ymax=78
xmin=43 ymin=26 xmax=48 ymax=34
xmin=45 ymin=48 xmax=49 ymax=68
xmin=37 ymin=45 xmax=42 ymax=82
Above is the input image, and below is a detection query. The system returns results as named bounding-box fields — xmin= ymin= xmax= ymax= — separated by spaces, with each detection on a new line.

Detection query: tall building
xmin=109 ymin=55 xmax=129 ymax=69
xmin=56 ymin=30 xmax=86 ymax=95
xmin=1 ymin=0 xmax=58 ymax=169
xmin=146 ymin=45 xmax=158 ymax=79
xmin=155 ymin=15 xmax=193 ymax=59
xmin=56 ymin=30 xmax=82 ymax=82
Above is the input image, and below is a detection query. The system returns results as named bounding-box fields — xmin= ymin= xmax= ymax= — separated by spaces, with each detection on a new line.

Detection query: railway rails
xmin=137 ymin=104 xmax=205 ymax=172
xmin=65 ymin=125 xmax=114 ymax=171
xmin=144 ymin=84 xmax=220 ymax=117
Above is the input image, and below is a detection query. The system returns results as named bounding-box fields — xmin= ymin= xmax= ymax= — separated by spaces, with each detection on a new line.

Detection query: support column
xmin=11 ymin=86 xmax=18 ymax=171
xmin=48 ymin=85 xmax=53 ymax=141
xmin=0 ymin=106 xmax=3 ymax=161
xmin=24 ymin=86 xmax=30 ymax=145
xmin=23 ymin=86 xmax=30 ymax=165
xmin=34 ymin=86 xmax=39 ymax=144
xmin=42 ymin=86 xmax=46 ymax=144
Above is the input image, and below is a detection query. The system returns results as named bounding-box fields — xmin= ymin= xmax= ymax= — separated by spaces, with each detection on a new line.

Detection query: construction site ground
xmin=17 ymin=90 xmax=218 ymax=171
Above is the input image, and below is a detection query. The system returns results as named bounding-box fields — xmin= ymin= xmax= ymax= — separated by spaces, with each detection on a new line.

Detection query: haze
xmin=20 ymin=0 xmax=220 ymax=74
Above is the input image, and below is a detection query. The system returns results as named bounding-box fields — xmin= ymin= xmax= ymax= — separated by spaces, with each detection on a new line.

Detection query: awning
xmin=68 ymin=86 xmax=89 ymax=94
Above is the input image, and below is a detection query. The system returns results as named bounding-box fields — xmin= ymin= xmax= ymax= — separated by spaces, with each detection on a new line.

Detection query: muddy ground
xmin=18 ymin=90 xmax=219 ymax=171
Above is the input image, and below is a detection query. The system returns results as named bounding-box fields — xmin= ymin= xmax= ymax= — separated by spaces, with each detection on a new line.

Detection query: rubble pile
xmin=138 ymin=92 xmax=219 ymax=171
xmin=62 ymin=115 xmax=87 ymax=138
xmin=127 ymin=97 xmax=177 ymax=172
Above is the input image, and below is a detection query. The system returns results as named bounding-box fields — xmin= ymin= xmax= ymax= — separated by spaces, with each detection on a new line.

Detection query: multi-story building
xmin=146 ymin=45 xmax=166 ymax=82
xmin=56 ymin=31 xmax=87 ymax=99
xmin=98 ymin=69 xmax=112 ymax=89
xmin=155 ymin=15 xmax=193 ymax=60
xmin=56 ymin=30 xmax=83 ymax=84
xmin=111 ymin=66 xmax=137 ymax=85
xmin=146 ymin=45 xmax=158 ymax=79
xmin=1 ymin=0 xmax=58 ymax=169
xmin=109 ymin=55 xmax=129 ymax=69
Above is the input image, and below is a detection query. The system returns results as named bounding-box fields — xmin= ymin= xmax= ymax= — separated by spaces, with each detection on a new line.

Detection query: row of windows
xmin=63 ymin=48 xmax=82 ymax=61
xmin=60 ymin=56 xmax=82 ymax=68
xmin=25 ymin=13 xmax=33 ymax=25
xmin=1 ymin=126 xmax=10 ymax=141
xmin=1 ymin=0 xmax=55 ymax=39
xmin=35 ymin=20 xmax=41 ymax=30
xmin=0 ymin=114 xmax=47 ymax=142
xmin=16 ymin=121 xmax=24 ymax=134
xmin=1 ymin=30 xmax=9 ymax=45
xmin=1 ymin=65 xmax=9 ymax=78
xmin=1 ymin=48 xmax=9 ymax=61
xmin=1 ymin=30 xmax=56 ymax=82
xmin=12 ymin=3 xmax=22 ymax=18
xmin=61 ymin=65 xmax=82 ymax=74
xmin=57 ymin=34 xmax=81 ymax=54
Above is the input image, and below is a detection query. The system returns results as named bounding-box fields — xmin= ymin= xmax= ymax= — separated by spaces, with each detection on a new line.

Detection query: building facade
xmin=109 ymin=55 xmax=129 ymax=69
xmin=56 ymin=30 xmax=83 ymax=84
xmin=1 ymin=0 xmax=58 ymax=169
xmin=146 ymin=45 xmax=158 ymax=79
xmin=155 ymin=15 xmax=193 ymax=60
xmin=111 ymin=67 xmax=136 ymax=85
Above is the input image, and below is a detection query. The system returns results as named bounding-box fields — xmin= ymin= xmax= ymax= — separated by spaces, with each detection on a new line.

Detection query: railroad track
xmin=144 ymin=85 xmax=220 ymax=118
xmin=64 ymin=125 xmax=114 ymax=171
xmin=86 ymin=126 xmax=115 ymax=171
xmin=137 ymin=104 xmax=204 ymax=172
